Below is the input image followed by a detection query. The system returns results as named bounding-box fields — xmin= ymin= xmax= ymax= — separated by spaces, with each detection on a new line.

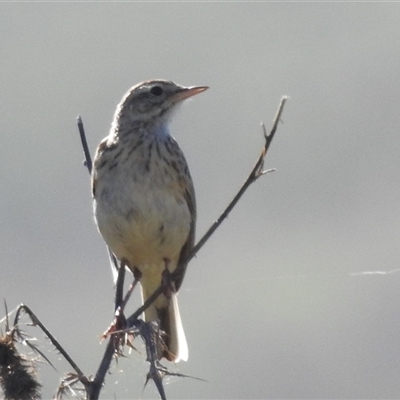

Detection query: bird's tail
xmin=142 ymin=285 xmax=188 ymax=362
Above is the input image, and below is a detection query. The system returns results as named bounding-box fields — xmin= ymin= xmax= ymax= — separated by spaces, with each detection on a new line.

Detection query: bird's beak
xmin=173 ymin=86 xmax=209 ymax=102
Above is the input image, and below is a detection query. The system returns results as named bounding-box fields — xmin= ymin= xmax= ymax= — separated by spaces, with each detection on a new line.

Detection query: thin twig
xmin=13 ymin=304 xmax=86 ymax=380
xmin=87 ymin=335 xmax=118 ymax=400
xmin=140 ymin=321 xmax=167 ymax=400
xmin=188 ymin=95 xmax=288 ymax=261
xmin=77 ymin=115 xmax=92 ymax=174
xmin=126 ymin=286 xmax=163 ymax=325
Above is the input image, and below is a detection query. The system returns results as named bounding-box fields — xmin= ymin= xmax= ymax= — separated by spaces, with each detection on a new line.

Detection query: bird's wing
xmin=174 ymin=179 xmax=196 ymax=291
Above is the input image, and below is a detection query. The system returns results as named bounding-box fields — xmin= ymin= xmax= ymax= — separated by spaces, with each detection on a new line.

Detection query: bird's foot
xmin=101 ymin=307 xmax=127 ymax=340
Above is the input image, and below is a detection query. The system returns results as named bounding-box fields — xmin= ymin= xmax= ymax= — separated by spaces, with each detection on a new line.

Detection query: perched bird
xmin=92 ymin=80 xmax=208 ymax=362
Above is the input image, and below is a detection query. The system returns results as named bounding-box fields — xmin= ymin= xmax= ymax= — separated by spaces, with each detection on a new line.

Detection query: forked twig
xmin=0 ymin=303 xmax=90 ymax=399
xmin=13 ymin=304 xmax=86 ymax=381
xmin=189 ymin=95 xmax=288 ymax=261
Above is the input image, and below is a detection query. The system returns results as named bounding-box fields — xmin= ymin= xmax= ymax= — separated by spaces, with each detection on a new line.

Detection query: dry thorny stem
xmin=0 ymin=96 xmax=288 ymax=400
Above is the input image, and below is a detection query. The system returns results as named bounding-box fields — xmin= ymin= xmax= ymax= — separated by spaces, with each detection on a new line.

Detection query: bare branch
xmin=87 ymin=336 xmax=118 ymax=400
xmin=188 ymin=96 xmax=288 ymax=261
xmin=14 ymin=305 xmax=85 ymax=381
xmin=77 ymin=116 xmax=92 ymax=174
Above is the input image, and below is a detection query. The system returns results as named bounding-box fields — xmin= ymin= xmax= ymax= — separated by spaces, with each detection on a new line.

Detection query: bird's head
xmin=115 ymin=80 xmax=208 ymax=127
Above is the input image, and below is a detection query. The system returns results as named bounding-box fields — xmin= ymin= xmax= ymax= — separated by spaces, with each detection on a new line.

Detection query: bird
xmin=91 ymin=80 xmax=208 ymax=362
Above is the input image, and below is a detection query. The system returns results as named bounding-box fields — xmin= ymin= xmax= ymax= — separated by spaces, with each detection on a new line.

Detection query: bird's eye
xmin=150 ymin=86 xmax=163 ymax=96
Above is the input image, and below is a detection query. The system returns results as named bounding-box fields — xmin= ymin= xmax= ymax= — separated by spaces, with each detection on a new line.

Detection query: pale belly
xmin=94 ymin=178 xmax=191 ymax=275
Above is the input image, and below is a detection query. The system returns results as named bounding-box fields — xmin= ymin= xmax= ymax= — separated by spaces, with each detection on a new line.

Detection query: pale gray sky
xmin=1 ymin=3 xmax=400 ymax=399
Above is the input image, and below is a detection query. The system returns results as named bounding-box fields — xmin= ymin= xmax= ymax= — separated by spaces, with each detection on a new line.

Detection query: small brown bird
xmin=92 ymin=80 xmax=208 ymax=362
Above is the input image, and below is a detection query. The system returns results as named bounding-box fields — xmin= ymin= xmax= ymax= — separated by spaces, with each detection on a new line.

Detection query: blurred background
xmin=1 ymin=3 xmax=400 ymax=399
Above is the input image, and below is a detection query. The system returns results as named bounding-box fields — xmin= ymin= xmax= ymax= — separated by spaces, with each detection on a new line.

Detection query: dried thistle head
xmin=0 ymin=331 xmax=41 ymax=400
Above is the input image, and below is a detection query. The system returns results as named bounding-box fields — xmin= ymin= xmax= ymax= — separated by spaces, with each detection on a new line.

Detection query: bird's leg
xmin=102 ymin=262 xmax=141 ymax=339
xmin=115 ymin=261 xmax=126 ymax=311
xmin=161 ymin=258 xmax=175 ymax=298
xmin=119 ymin=267 xmax=141 ymax=311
